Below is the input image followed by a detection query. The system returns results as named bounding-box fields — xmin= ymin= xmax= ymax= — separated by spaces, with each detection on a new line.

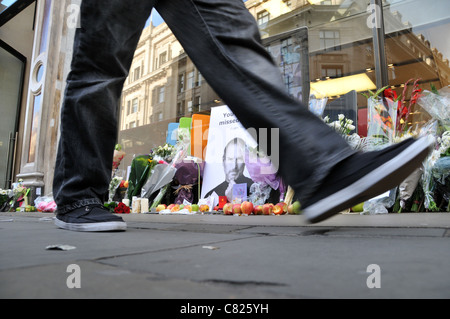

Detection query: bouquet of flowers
xmin=114 ymin=202 xmax=130 ymax=214
xmin=112 ymin=144 xmax=126 ymax=171
xmin=108 ymin=176 xmax=123 ymax=202
xmin=417 ymin=85 xmax=450 ymax=211
xmin=323 ymin=114 xmax=369 ymax=151
xmin=150 ymin=135 xmax=192 ymax=210
xmin=173 ymin=157 xmax=204 ymax=204
xmin=151 ymin=143 xmax=176 ymax=163
xmin=127 ymin=155 xmax=157 ymax=201
xmin=363 ymin=86 xmax=398 ymax=149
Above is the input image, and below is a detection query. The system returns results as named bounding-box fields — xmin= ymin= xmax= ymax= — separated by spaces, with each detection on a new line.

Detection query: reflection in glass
xmin=117 ymin=0 xmax=449 ymax=168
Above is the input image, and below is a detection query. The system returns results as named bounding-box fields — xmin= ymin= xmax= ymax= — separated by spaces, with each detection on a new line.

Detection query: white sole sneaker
xmin=303 ymin=136 xmax=435 ymax=223
xmin=55 ymin=217 xmax=127 ymax=232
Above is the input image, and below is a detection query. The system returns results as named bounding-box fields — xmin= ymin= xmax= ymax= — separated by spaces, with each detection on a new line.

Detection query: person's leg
xmin=53 ymin=0 xmax=155 ymax=231
xmin=156 ymin=0 xmax=434 ymax=222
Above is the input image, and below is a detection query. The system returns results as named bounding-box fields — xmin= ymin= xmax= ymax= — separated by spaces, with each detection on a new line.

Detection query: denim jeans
xmin=53 ymin=0 xmax=354 ymax=214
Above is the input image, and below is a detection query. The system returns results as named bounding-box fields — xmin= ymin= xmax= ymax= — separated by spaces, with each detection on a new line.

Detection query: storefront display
xmin=1 ymin=0 xmax=449 ymax=215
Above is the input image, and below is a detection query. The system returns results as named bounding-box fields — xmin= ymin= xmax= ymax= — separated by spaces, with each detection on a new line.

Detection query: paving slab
xmin=1 ymin=212 xmax=449 ymax=299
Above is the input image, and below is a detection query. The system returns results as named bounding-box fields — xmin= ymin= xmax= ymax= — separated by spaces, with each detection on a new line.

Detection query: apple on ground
xmin=232 ymin=204 xmax=242 ymax=215
xmin=288 ymin=201 xmax=302 ymax=215
xmin=170 ymin=204 xmax=180 ymax=212
xmin=223 ymin=203 xmax=233 ymax=215
xmin=351 ymin=202 xmax=364 ymax=212
xmin=184 ymin=205 xmax=192 ymax=212
xmin=167 ymin=204 xmax=176 ymax=210
xmin=253 ymin=205 xmax=263 ymax=215
xmin=191 ymin=204 xmax=199 ymax=212
xmin=276 ymin=202 xmax=288 ymax=214
xmin=272 ymin=205 xmax=283 ymax=215
xmin=199 ymin=204 xmax=209 ymax=212
xmin=240 ymin=201 xmax=254 ymax=215
xmin=156 ymin=204 xmax=166 ymax=212
xmin=262 ymin=203 xmax=274 ymax=215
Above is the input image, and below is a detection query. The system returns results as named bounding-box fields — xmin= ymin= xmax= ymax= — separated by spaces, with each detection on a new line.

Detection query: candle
xmin=140 ymin=198 xmax=149 ymax=213
xmin=132 ymin=197 xmax=140 ymax=213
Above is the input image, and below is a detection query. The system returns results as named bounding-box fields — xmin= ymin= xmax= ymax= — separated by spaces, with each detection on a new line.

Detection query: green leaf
xmin=430 ymin=83 xmax=439 ymax=95
xmin=375 ymin=85 xmax=389 ymax=98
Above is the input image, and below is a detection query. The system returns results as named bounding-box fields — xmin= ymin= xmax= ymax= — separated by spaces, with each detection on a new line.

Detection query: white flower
xmin=338 ymin=114 xmax=345 ymax=121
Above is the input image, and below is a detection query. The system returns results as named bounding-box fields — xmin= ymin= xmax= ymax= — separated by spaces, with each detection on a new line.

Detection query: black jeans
xmin=53 ymin=0 xmax=354 ymax=214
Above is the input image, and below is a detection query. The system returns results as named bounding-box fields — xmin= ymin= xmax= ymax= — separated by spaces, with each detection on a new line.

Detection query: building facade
xmin=0 ymin=0 xmax=449 ymax=199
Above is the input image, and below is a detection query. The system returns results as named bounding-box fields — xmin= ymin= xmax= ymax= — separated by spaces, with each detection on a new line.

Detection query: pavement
xmin=1 ymin=211 xmax=450 ymax=300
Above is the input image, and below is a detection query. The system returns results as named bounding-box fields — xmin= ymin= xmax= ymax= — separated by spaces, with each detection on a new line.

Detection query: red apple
xmin=223 ymin=203 xmax=233 ymax=215
xmin=262 ymin=203 xmax=274 ymax=215
xmin=276 ymin=202 xmax=288 ymax=214
xmin=156 ymin=204 xmax=167 ymax=212
xmin=240 ymin=201 xmax=254 ymax=215
xmin=253 ymin=205 xmax=263 ymax=215
xmin=272 ymin=205 xmax=283 ymax=215
xmin=167 ymin=204 xmax=175 ymax=210
xmin=232 ymin=204 xmax=242 ymax=215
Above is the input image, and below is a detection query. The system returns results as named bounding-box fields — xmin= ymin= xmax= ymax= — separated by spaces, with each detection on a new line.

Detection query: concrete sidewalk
xmin=1 ymin=211 xmax=449 ymax=299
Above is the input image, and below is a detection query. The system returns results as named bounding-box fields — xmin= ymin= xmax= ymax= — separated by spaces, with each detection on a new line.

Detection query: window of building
xmin=196 ymin=71 xmax=203 ymax=86
xmin=132 ymin=98 xmax=138 ymax=113
xmin=319 ymin=30 xmax=340 ymax=51
xmin=321 ymin=65 xmax=343 ymax=78
xmin=159 ymin=52 xmax=167 ymax=67
xmin=134 ymin=66 xmax=141 ymax=81
xmin=158 ymin=86 xmax=165 ymax=103
xmin=257 ymin=10 xmax=270 ymax=26
xmin=178 ymin=73 xmax=185 ymax=93
xmin=187 ymin=70 xmax=195 ymax=89
xmin=177 ymin=100 xmax=185 ymax=116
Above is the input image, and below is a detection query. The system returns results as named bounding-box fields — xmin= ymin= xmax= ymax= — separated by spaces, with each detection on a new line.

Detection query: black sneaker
xmin=55 ymin=205 xmax=127 ymax=232
xmin=303 ymin=136 xmax=435 ymax=223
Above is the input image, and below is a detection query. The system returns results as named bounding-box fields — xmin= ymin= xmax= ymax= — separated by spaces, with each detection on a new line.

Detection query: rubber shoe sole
xmin=303 ymin=136 xmax=435 ymax=224
xmin=55 ymin=217 xmax=127 ymax=232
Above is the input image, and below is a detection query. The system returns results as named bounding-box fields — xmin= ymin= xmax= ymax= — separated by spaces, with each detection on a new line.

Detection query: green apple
xmin=351 ymin=203 xmax=364 ymax=212
xmin=191 ymin=204 xmax=199 ymax=212
xmin=292 ymin=201 xmax=301 ymax=215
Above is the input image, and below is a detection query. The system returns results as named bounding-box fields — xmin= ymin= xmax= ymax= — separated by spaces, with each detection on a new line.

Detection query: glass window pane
xmin=383 ymin=0 xmax=450 ymax=130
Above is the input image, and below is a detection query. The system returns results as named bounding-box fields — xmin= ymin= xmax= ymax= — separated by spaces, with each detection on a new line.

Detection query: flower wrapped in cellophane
xmin=244 ymin=147 xmax=285 ymax=205
xmin=173 ymin=158 xmax=205 ymax=205
xmin=417 ymin=86 xmax=450 ymax=211
xmin=365 ymin=87 xmax=398 ymax=150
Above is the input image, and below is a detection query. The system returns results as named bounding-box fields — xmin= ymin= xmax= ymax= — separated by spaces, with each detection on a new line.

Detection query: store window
xmin=117 ymin=0 xmax=449 ymax=170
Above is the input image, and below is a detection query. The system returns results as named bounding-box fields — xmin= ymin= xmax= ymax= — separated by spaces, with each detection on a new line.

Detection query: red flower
xmin=114 ymin=202 xmax=130 ymax=214
xmin=383 ymin=88 xmax=397 ymax=101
